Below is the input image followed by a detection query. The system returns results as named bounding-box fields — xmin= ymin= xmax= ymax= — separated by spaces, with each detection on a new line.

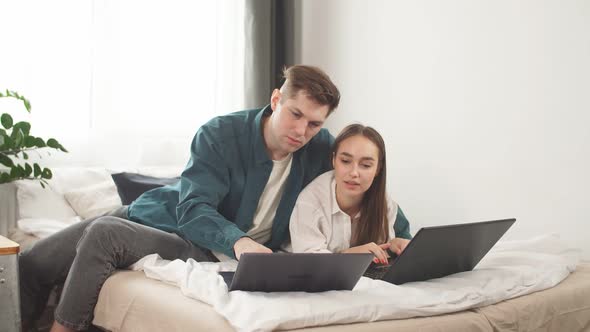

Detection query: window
xmin=0 ymin=0 xmax=245 ymax=166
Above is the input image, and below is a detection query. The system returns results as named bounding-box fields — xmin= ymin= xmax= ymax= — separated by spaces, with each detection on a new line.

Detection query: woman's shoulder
xmin=298 ymin=170 xmax=334 ymax=202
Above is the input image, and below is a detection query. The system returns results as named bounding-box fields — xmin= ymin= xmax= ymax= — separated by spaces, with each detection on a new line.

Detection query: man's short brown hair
xmin=280 ymin=65 xmax=340 ymax=115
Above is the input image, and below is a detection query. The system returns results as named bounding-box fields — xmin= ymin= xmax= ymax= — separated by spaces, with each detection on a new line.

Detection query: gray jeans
xmin=19 ymin=207 xmax=214 ymax=331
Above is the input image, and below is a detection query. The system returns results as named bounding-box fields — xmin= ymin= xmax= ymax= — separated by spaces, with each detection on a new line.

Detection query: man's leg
xmin=19 ymin=207 xmax=129 ymax=327
xmin=52 ymin=216 xmax=211 ymax=331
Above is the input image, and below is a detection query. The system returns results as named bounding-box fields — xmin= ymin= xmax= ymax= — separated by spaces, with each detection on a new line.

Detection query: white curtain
xmin=0 ymin=0 xmax=245 ymax=168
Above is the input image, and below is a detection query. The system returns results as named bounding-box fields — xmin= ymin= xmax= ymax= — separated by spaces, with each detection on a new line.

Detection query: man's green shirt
xmin=128 ymin=106 xmax=334 ymax=258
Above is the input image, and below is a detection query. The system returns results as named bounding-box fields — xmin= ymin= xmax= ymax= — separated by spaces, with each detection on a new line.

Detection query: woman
xmin=289 ymin=124 xmax=412 ymax=264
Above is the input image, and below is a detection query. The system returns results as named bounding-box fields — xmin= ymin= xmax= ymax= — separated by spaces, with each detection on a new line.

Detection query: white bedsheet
xmin=129 ymin=234 xmax=579 ymax=332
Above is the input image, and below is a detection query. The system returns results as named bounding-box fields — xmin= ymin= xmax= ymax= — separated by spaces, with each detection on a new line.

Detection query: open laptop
xmin=365 ymin=218 xmax=516 ymax=285
xmin=219 ymin=252 xmax=373 ymax=292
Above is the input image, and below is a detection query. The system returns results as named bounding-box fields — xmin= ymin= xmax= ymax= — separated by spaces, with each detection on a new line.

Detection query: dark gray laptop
xmin=365 ymin=218 xmax=516 ymax=284
xmin=220 ymin=252 xmax=373 ymax=292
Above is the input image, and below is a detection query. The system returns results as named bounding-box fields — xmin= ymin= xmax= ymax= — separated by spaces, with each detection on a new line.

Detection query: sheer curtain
xmin=0 ymin=0 xmax=245 ymax=168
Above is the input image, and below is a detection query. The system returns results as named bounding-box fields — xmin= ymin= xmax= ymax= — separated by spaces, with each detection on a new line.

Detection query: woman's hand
xmin=342 ymin=242 xmax=391 ymax=264
xmin=389 ymin=237 xmax=410 ymax=256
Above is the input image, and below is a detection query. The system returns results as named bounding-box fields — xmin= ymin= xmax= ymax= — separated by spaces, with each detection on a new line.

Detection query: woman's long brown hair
xmin=333 ymin=124 xmax=389 ymax=245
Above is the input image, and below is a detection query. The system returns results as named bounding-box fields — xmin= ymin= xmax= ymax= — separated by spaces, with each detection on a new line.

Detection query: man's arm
xmin=393 ymin=206 xmax=412 ymax=240
xmin=176 ymin=125 xmax=253 ymax=258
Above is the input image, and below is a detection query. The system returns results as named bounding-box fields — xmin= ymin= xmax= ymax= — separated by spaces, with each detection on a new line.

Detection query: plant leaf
xmin=10 ymin=165 xmax=23 ymax=178
xmin=13 ymin=128 xmax=24 ymax=148
xmin=24 ymin=98 xmax=32 ymax=112
xmin=1 ymin=90 xmax=32 ymax=112
xmin=13 ymin=122 xmax=31 ymax=136
xmin=24 ymin=163 xmax=32 ymax=176
xmin=0 ymin=153 xmax=14 ymax=167
xmin=1 ymin=113 xmax=13 ymax=129
xmin=24 ymin=136 xmax=37 ymax=148
xmin=33 ymin=163 xmax=41 ymax=177
xmin=23 ymin=151 xmax=29 ymax=160
xmin=0 ymin=134 xmax=4 ymax=147
xmin=46 ymin=139 xmax=68 ymax=153
xmin=3 ymin=135 xmax=14 ymax=149
xmin=35 ymin=137 xmax=46 ymax=148
xmin=47 ymin=138 xmax=60 ymax=149
xmin=0 ymin=172 xmax=11 ymax=184
xmin=17 ymin=164 xmax=26 ymax=178
xmin=41 ymin=167 xmax=52 ymax=179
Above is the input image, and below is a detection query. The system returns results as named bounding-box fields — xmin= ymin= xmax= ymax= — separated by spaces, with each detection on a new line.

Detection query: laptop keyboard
xmin=363 ymin=262 xmax=393 ymax=280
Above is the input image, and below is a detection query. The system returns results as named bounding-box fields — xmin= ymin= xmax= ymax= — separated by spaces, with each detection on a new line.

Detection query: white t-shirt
xmin=246 ymin=153 xmax=293 ymax=243
xmin=213 ymin=153 xmax=293 ymax=261
xmin=288 ymin=170 xmax=399 ymax=253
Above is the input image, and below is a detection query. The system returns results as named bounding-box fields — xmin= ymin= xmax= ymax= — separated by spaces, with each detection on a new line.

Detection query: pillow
xmin=135 ymin=166 xmax=185 ymax=178
xmin=15 ymin=180 xmax=78 ymax=221
xmin=48 ymin=167 xmax=113 ymax=194
xmin=18 ymin=217 xmax=82 ymax=239
xmin=111 ymin=172 xmax=180 ymax=205
xmin=63 ymin=181 xmax=123 ymax=219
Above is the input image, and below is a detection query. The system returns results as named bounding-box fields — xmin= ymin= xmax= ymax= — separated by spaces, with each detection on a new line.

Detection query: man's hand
xmin=342 ymin=242 xmax=391 ymax=264
xmin=389 ymin=237 xmax=410 ymax=256
xmin=233 ymin=237 xmax=272 ymax=260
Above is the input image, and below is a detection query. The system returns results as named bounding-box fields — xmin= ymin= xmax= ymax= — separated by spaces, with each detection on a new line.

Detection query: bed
xmin=2 ymin=175 xmax=590 ymax=332
xmin=92 ymin=262 xmax=590 ymax=332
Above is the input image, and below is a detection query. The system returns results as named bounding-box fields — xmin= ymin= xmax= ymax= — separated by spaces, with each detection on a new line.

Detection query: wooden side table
xmin=0 ymin=235 xmax=21 ymax=332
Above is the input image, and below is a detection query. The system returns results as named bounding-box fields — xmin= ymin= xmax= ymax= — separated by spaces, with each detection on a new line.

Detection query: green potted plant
xmin=0 ymin=89 xmax=67 ymax=187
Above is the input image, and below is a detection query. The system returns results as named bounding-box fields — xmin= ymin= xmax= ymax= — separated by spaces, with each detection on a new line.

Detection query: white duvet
xmin=130 ymin=234 xmax=579 ymax=332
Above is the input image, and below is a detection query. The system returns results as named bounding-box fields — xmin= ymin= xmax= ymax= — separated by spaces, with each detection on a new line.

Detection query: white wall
xmin=295 ymin=0 xmax=590 ymax=259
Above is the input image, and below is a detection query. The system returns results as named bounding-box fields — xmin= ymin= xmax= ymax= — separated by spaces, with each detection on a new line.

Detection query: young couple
xmin=20 ymin=65 xmax=411 ymax=332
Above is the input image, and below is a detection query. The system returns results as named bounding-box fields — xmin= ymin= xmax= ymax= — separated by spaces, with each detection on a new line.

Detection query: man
xmin=19 ymin=65 xmax=340 ymax=332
